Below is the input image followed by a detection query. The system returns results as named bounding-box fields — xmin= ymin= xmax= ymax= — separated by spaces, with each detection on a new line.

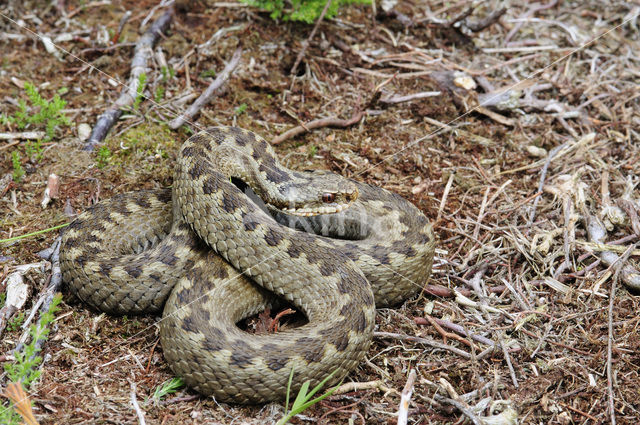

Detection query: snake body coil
xmin=61 ymin=127 xmax=435 ymax=403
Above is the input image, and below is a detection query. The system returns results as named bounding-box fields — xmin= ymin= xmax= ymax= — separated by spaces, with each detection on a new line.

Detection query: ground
xmin=1 ymin=0 xmax=640 ymax=424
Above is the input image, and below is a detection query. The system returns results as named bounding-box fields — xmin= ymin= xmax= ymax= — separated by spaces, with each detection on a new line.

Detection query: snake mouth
xmin=280 ymin=202 xmax=353 ymax=217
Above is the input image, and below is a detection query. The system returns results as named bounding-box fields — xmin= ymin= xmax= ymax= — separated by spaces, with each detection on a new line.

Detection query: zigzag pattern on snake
xmin=60 ymin=126 xmax=435 ymax=403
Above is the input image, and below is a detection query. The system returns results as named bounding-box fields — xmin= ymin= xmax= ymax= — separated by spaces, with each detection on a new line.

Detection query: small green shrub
xmin=7 ymin=312 xmax=25 ymax=332
xmin=242 ymin=0 xmax=371 ymax=23
xmin=25 ymin=139 xmax=44 ymax=161
xmin=1 ymin=294 xmax=62 ymax=424
xmin=96 ymin=145 xmax=112 ymax=169
xmin=199 ymin=69 xmax=216 ymax=79
xmin=11 ymin=151 xmax=24 ymax=182
xmin=154 ymin=86 xmax=165 ymax=103
xmin=133 ymin=73 xmax=147 ymax=111
xmin=11 ymin=82 xmax=70 ymax=141
xmin=235 ymin=103 xmax=248 ymax=115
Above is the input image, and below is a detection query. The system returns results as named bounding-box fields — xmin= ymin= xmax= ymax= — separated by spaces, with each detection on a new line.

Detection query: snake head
xmin=274 ymin=171 xmax=359 ymax=217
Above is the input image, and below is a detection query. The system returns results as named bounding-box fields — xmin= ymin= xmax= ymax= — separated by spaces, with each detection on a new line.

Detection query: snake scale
xmin=60 ymin=126 xmax=435 ymax=403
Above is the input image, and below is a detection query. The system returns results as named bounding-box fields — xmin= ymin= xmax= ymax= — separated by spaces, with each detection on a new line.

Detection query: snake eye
xmin=322 ymin=193 xmax=335 ymax=203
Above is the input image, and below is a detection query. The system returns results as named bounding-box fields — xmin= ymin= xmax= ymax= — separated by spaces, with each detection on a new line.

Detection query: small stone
xmin=78 ymin=123 xmax=91 ymax=141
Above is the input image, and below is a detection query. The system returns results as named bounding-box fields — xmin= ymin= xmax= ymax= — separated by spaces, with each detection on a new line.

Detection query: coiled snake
xmin=60 ymin=127 xmax=435 ymax=403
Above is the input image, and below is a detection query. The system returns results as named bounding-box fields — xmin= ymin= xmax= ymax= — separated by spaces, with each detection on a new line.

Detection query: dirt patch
xmin=1 ymin=0 xmax=640 ymax=424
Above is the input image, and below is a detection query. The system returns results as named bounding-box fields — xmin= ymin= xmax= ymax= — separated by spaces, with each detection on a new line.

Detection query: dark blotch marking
xmin=159 ymin=246 xmax=179 ymax=266
xmin=158 ymin=188 xmax=172 ymax=203
xmin=371 ymin=245 xmax=391 ymax=265
xmin=202 ymin=175 xmax=219 ymax=195
xmin=258 ymin=159 xmax=289 ymax=184
xmin=390 ymin=241 xmax=416 ymax=257
xmin=243 ymin=216 xmax=259 ymax=231
xmin=181 ymin=145 xmax=199 ymax=158
xmin=99 ymin=263 xmax=112 ymax=276
xmin=222 ymin=194 xmax=240 ymax=213
xmin=229 ymin=340 xmax=253 ymax=368
xmin=202 ymin=326 xmax=226 ymax=352
xmin=264 ymin=228 xmax=284 ymax=247
xmin=135 ymin=197 xmax=151 ymax=209
xmin=124 ymin=265 xmax=142 ymax=278
xmin=261 ymin=343 xmax=290 ymax=371
xmin=318 ymin=260 xmax=338 ymax=277
xmin=332 ymin=333 xmax=349 ymax=352
xmin=353 ymin=307 xmax=368 ymax=332
xmin=188 ymin=162 xmax=206 ymax=180
xmin=298 ymin=338 xmax=325 ymax=363
xmin=181 ymin=316 xmax=198 ymax=333
xmin=319 ymin=326 xmax=349 ymax=352
xmin=286 ymin=241 xmax=303 ymax=258
xmin=175 ymin=286 xmax=193 ymax=304
xmin=215 ymin=264 xmax=229 ymax=279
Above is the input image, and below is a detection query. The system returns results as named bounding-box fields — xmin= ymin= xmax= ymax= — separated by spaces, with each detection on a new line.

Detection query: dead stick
xmin=414 ymin=317 xmax=495 ymax=347
xmin=585 ymin=214 xmax=640 ymax=291
xmin=397 ymin=369 xmax=416 ymax=425
xmin=85 ymin=8 xmax=173 ymax=151
xmin=290 ymin=0 xmax=332 ymax=76
xmin=374 ymin=331 xmax=471 ymax=359
xmin=13 ymin=237 xmax=63 ymax=358
xmin=271 ymin=110 xmax=364 ymax=145
xmin=607 ymin=243 xmax=635 ymax=425
xmin=169 ymin=47 xmax=243 ymax=129
xmin=0 ymin=131 xmax=45 ymax=140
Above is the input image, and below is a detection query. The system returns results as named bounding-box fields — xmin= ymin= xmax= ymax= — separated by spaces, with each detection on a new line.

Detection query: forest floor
xmin=1 ymin=0 xmax=639 ymax=424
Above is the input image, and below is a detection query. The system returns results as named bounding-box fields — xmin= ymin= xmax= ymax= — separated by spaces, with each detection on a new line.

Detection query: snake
xmin=60 ymin=126 xmax=435 ymax=404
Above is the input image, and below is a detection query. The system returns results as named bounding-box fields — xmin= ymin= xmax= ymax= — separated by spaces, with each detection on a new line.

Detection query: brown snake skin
xmin=60 ymin=126 xmax=435 ymax=403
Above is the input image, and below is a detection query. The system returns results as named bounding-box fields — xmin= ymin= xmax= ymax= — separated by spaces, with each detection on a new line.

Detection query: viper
xmin=60 ymin=126 xmax=435 ymax=403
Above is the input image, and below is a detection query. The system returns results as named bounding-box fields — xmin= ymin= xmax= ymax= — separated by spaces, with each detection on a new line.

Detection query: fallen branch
xmin=169 ymin=46 xmax=243 ymax=129
xmin=0 ymin=131 xmax=46 ymax=140
xmin=85 ymin=7 xmax=173 ymax=151
xmin=271 ymin=110 xmax=364 ymax=145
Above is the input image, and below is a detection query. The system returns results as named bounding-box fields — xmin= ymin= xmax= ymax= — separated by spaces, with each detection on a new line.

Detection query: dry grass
xmin=1 ymin=0 xmax=639 ymax=423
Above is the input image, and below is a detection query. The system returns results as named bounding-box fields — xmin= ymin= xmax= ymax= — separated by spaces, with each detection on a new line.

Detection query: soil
xmin=1 ymin=0 xmax=639 ymax=424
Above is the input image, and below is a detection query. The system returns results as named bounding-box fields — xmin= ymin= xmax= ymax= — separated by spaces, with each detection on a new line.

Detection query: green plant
xmin=133 ymin=73 xmax=147 ymax=111
xmin=25 ymin=139 xmax=44 ymax=161
xmin=199 ymin=69 xmax=216 ymax=79
xmin=235 ymin=103 xmax=248 ymax=115
xmin=11 ymin=151 xmax=24 ymax=182
xmin=7 ymin=312 xmax=25 ymax=332
xmin=276 ymin=368 xmax=339 ymax=425
xmin=242 ymin=0 xmax=371 ymax=23
xmin=308 ymin=145 xmax=318 ymax=158
xmin=151 ymin=377 xmax=184 ymax=404
xmin=1 ymin=294 xmax=62 ymax=424
xmin=160 ymin=66 xmax=175 ymax=83
xmin=11 ymin=82 xmax=70 ymax=141
xmin=154 ymin=86 xmax=165 ymax=103
xmin=96 ymin=145 xmax=112 ymax=168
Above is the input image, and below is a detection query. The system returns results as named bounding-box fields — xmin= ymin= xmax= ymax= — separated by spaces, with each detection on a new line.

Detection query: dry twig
xmin=169 ymin=47 xmax=243 ymax=129
xmin=85 ymin=7 xmax=173 ymax=150
xmin=397 ymin=369 xmax=416 ymax=425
